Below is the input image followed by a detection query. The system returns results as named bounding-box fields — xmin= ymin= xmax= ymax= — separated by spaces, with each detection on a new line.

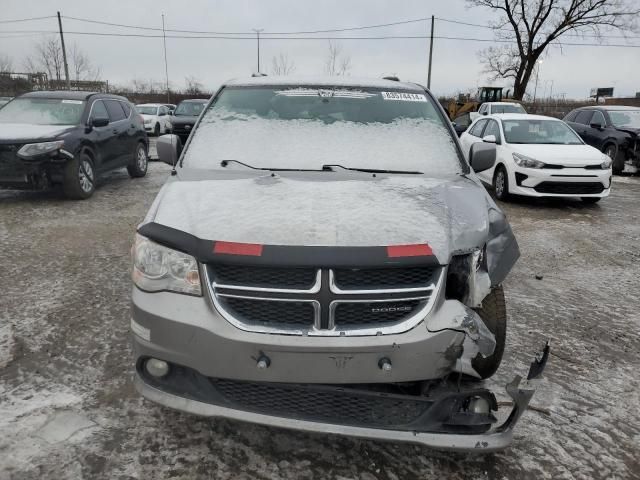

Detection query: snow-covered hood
xmin=510 ymin=143 xmax=607 ymax=166
xmin=0 ymin=123 xmax=76 ymax=143
xmin=147 ymin=171 xmax=511 ymax=267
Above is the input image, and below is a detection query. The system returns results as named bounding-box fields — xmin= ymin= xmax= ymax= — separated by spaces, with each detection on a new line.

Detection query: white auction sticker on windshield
xmin=62 ymin=100 xmax=83 ymax=104
xmin=381 ymin=92 xmax=427 ymax=102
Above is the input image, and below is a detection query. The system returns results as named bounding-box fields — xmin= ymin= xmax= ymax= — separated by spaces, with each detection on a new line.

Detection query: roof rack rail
xmin=251 ymin=72 xmax=268 ymax=77
xmin=383 ymin=76 xmax=399 ymax=81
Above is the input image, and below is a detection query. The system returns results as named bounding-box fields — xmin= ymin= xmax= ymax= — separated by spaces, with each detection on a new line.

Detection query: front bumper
xmin=134 ymin=346 xmax=548 ymax=452
xmin=507 ymin=165 xmax=611 ymax=198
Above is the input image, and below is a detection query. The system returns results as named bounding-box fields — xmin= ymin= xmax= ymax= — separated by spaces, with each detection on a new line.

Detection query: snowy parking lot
xmin=0 ymin=161 xmax=639 ymax=480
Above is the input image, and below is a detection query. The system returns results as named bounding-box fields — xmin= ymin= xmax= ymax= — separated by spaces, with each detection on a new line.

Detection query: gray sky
xmin=1 ymin=0 xmax=639 ymax=98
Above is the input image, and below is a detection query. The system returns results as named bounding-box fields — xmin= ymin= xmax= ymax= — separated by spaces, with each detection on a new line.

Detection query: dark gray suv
xmin=130 ymin=76 xmax=548 ymax=452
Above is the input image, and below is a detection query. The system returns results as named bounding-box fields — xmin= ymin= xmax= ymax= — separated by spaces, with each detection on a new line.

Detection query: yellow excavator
xmin=448 ymin=87 xmax=506 ymax=120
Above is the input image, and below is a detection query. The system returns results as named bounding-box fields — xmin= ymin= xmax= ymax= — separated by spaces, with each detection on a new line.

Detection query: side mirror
xmin=452 ymin=122 xmax=457 ymax=128
xmin=91 ymin=117 xmax=109 ymax=128
xmin=156 ymin=134 xmax=182 ymax=166
xmin=482 ymin=134 xmax=497 ymax=144
xmin=159 ymin=112 xmax=166 ymax=117
xmin=590 ymin=122 xmax=604 ymax=130
xmin=482 ymin=111 xmax=488 ymax=116
xmin=469 ymin=142 xmax=496 ymax=173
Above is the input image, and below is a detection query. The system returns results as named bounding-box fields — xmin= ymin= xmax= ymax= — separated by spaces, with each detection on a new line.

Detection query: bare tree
xmin=271 ymin=53 xmax=296 ymax=75
xmin=131 ymin=78 xmax=165 ymax=94
xmin=184 ymin=75 xmax=204 ymax=94
xmin=324 ymin=41 xmax=352 ymax=76
xmin=0 ymin=54 xmax=13 ymax=73
xmin=70 ymin=44 xmax=101 ymax=81
xmin=469 ymin=0 xmax=640 ymax=99
xmin=30 ymin=38 xmax=64 ymax=81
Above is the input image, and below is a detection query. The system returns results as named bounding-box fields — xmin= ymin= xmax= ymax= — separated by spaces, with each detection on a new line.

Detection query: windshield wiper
xmin=220 ymin=159 xmax=321 ymax=172
xmin=322 ymin=164 xmax=423 ymax=175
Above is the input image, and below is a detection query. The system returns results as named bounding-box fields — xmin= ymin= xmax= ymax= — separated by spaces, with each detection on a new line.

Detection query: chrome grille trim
xmin=204 ymin=266 xmax=443 ymax=337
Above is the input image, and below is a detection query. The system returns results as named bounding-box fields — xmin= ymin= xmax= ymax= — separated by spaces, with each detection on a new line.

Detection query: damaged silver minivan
xmin=131 ymin=76 xmax=548 ymax=452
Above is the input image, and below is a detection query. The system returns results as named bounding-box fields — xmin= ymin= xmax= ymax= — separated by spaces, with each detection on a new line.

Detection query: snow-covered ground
xmin=0 ymin=164 xmax=638 ymax=479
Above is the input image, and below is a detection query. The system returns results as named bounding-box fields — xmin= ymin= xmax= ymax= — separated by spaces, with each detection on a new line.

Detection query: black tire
xmin=603 ymin=143 xmax=624 ymax=174
xmin=493 ymin=165 xmax=510 ymax=201
xmin=62 ymin=151 xmax=96 ymax=200
xmin=581 ymin=197 xmax=601 ymax=204
xmin=154 ymin=123 xmax=160 ymax=137
xmin=127 ymin=142 xmax=148 ymax=178
xmin=471 ymin=286 xmax=507 ymax=379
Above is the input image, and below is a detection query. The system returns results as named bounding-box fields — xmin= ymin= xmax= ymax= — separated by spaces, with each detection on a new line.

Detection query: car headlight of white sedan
xmin=132 ymin=234 xmax=202 ymax=295
xmin=600 ymin=156 xmax=612 ymax=169
xmin=512 ymin=152 xmax=546 ymax=169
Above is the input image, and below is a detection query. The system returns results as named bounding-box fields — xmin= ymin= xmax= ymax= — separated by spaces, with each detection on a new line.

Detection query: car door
xmin=582 ymin=110 xmax=607 ymax=150
xmin=103 ymin=99 xmax=130 ymax=167
xmin=87 ymin=99 xmax=117 ymax=171
xmin=570 ymin=110 xmax=595 ymax=145
xmin=475 ymin=119 xmax=502 ymax=183
xmin=460 ymin=118 xmax=488 ymax=160
xmin=119 ymin=101 xmax=139 ymax=158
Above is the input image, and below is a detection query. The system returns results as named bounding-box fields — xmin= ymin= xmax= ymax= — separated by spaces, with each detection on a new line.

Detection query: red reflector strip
xmin=214 ymin=241 xmax=263 ymax=256
xmin=386 ymin=244 xmax=433 ymax=257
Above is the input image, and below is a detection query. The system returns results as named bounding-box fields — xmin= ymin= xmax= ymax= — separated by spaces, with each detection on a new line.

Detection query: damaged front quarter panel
xmin=485 ymin=206 xmax=520 ymax=286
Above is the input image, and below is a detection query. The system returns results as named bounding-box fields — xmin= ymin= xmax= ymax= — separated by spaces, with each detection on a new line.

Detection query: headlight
xmin=512 ymin=152 xmax=545 ymax=169
xmin=17 ymin=140 xmax=65 ymax=158
xmin=144 ymin=118 xmax=152 ymax=124
xmin=600 ymin=156 xmax=612 ymax=169
xmin=132 ymin=234 xmax=201 ymax=295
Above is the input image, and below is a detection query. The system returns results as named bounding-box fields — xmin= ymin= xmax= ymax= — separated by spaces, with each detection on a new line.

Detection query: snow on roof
xmin=224 ymin=75 xmax=424 ymax=91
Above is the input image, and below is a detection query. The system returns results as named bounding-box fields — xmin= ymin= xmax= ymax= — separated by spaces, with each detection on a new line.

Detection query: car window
xmin=120 ymin=102 xmax=131 ymax=118
xmin=608 ymin=110 xmax=640 ymax=129
xmin=478 ymin=104 xmax=486 ymax=114
xmin=159 ymin=106 xmax=168 ymax=116
xmin=564 ymin=110 xmax=578 ymax=122
xmin=574 ymin=110 xmax=594 ymax=125
xmin=483 ymin=119 xmax=501 ymax=141
xmin=0 ymin=97 xmax=86 ymax=125
xmin=469 ymin=119 xmax=488 ymax=137
xmin=491 ymin=104 xmax=526 ymax=114
xmin=454 ymin=113 xmax=471 ymax=127
xmin=105 ymin=100 xmax=126 ymax=122
xmin=590 ymin=111 xmax=605 ymax=126
xmin=183 ymin=86 xmax=463 ymax=174
xmin=174 ymin=101 xmax=206 ymax=116
xmin=91 ymin=100 xmax=109 ymax=122
xmin=502 ymin=119 xmax=583 ymax=144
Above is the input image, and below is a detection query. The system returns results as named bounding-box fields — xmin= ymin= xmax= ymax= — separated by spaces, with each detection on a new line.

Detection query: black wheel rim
xmin=79 ymin=159 xmax=94 ymax=193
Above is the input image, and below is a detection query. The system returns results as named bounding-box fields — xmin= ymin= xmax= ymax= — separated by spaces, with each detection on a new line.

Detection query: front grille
xmin=219 ymin=296 xmax=314 ymax=327
xmin=333 ymin=266 xmax=436 ymax=290
xmin=210 ymin=264 xmax=317 ymax=289
xmin=214 ymin=379 xmax=430 ymax=427
xmin=208 ymin=265 xmax=441 ymax=336
xmin=534 ymin=182 xmax=604 ymax=194
xmin=333 ymin=300 xmax=424 ymax=327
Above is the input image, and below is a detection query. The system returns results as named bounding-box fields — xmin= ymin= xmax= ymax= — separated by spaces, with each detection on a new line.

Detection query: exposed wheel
xmin=127 ymin=142 xmax=148 ymax=178
xmin=471 ymin=286 xmax=507 ymax=379
xmin=581 ymin=197 xmax=601 ymax=204
xmin=154 ymin=123 xmax=160 ymax=137
xmin=603 ymin=143 xmax=624 ymax=174
xmin=493 ymin=165 xmax=510 ymax=201
xmin=63 ymin=151 xmax=96 ymax=199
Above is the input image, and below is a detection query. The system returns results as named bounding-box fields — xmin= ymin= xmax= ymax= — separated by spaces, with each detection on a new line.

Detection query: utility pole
xmin=57 ymin=11 xmax=71 ymax=89
xmin=532 ymin=60 xmax=542 ymax=105
xmin=162 ymin=14 xmax=170 ymax=103
xmin=252 ymin=28 xmax=263 ymax=72
xmin=427 ymin=15 xmax=434 ymax=90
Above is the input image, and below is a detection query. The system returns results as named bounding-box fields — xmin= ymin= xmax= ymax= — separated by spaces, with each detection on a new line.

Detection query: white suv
xmin=136 ymin=103 xmax=172 ymax=136
xmin=478 ymin=102 xmax=526 ymax=116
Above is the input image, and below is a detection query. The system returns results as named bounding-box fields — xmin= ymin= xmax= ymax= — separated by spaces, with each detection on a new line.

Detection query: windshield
xmin=183 ymin=86 xmax=461 ymax=174
xmin=0 ymin=97 xmax=85 ymax=125
xmin=137 ymin=106 xmax=158 ymax=115
xmin=502 ymin=119 xmax=583 ymax=145
xmin=608 ymin=110 xmax=640 ymax=129
xmin=174 ymin=102 xmax=206 ymax=116
xmin=492 ymin=104 xmax=526 ymax=114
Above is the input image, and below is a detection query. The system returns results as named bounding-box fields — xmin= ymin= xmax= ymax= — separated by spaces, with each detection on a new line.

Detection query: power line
xmin=0 ymin=15 xmax=55 ymax=24
xmin=2 ymin=28 xmax=639 ymax=47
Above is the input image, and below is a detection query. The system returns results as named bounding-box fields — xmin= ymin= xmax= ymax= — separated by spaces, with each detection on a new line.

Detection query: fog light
xmin=378 ymin=358 xmax=392 ymax=372
xmin=145 ymin=358 xmax=169 ymax=378
xmin=468 ymin=396 xmax=490 ymax=415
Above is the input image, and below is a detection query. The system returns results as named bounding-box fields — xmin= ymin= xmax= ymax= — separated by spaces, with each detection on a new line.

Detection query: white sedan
xmin=136 ymin=104 xmax=172 ymax=136
xmin=459 ymin=114 xmax=612 ymax=203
